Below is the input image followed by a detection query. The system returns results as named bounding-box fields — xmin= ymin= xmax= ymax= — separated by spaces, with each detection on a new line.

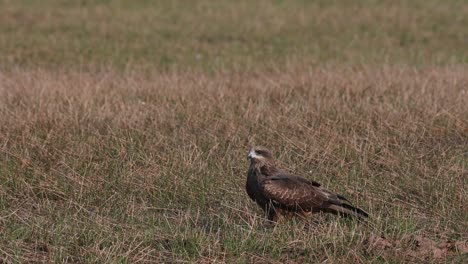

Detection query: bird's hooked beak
xmin=247 ymin=149 xmax=259 ymax=160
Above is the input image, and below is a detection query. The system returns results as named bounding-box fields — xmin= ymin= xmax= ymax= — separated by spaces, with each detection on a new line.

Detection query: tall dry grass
xmin=1 ymin=66 xmax=467 ymax=262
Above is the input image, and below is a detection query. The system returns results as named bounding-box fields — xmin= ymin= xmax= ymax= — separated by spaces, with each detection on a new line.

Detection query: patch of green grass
xmin=0 ymin=0 xmax=467 ymax=71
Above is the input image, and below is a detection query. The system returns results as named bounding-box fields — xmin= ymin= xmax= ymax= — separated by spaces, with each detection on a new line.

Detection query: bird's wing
xmin=270 ymin=173 xmax=322 ymax=187
xmin=260 ymin=173 xmax=336 ymax=210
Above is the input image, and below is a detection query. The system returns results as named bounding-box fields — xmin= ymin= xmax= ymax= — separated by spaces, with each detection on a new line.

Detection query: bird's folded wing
xmin=269 ymin=173 xmax=322 ymax=187
xmin=260 ymin=175 xmax=329 ymax=209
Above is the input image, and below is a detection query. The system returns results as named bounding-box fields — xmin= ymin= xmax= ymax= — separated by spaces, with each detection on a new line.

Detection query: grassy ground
xmin=0 ymin=0 xmax=467 ymax=263
xmin=1 ymin=0 xmax=467 ymax=70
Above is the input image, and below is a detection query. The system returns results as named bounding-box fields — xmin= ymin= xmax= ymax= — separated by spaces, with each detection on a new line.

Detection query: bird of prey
xmin=246 ymin=146 xmax=368 ymax=222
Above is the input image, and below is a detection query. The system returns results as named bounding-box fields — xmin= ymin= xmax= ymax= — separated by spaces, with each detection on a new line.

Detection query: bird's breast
xmin=246 ymin=166 xmax=268 ymax=206
xmin=245 ymin=168 xmax=258 ymax=201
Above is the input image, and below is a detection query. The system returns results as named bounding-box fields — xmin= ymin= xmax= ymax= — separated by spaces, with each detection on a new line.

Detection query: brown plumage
xmin=246 ymin=146 xmax=369 ymax=222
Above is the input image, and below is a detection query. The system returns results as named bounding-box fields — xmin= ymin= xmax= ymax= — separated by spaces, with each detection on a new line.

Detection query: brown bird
xmin=246 ymin=146 xmax=368 ymax=222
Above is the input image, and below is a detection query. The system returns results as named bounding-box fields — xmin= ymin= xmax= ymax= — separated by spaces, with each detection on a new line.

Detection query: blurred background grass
xmin=1 ymin=0 xmax=467 ymax=70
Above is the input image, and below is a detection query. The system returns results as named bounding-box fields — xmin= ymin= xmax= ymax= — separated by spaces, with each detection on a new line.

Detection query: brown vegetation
xmin=1 ymin=66 xmax=467 ymax=262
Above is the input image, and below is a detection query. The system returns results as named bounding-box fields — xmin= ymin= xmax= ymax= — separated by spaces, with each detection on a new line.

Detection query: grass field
xmin=1 ymin=0 xmax=467 ymax=70
xmin=1 ymin=0 xmax=467 ymax=263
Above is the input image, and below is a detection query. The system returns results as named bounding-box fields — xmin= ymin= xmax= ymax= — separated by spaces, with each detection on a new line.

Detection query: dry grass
xmin=1 ymin=66 xmax=467 ymax=262
xmin=1 ymin=0 xmax=468 ymax=262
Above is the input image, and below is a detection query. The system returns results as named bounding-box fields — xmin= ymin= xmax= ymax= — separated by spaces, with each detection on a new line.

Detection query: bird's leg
xmin=264 ymin=205 xmax=279 ymax=225
xmin=263 ymin=213 xmax=277 ymax=228
xmin=299 ymin=210 xmax=313 ymax=218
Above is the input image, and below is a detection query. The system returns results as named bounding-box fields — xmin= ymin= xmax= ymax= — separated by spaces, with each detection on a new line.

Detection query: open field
xmin=1 ymin=67 xmax=467 ymax=263
xmin=1 ymin=0 xmax=467 ymax=70
xmin=1 ymin=0 xmax=468 ymax=263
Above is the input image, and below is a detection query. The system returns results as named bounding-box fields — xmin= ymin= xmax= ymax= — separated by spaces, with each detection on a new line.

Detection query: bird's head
xmin=247 ymin=146 xmax=273 ymax=163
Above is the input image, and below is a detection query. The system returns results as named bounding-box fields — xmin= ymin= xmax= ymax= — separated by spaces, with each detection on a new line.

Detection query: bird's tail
xmin=324 ymin=203 xmax=369 ymax=220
